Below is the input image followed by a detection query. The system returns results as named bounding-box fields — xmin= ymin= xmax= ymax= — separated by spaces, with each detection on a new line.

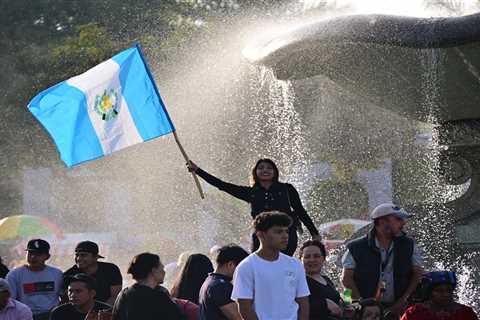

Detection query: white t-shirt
xmin=6 ymin=265 xmax=63 ymax=314
xmin=231 ymin=252 xmax=310 ymax=320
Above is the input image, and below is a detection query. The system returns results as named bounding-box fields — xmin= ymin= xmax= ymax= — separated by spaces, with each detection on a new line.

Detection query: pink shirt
xmin=0 ymin=298 xmax=33 ymax=320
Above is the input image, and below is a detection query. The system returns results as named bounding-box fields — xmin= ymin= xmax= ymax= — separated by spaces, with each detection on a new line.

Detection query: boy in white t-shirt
xmin=232 ymin=211 xmax=310 ymax=320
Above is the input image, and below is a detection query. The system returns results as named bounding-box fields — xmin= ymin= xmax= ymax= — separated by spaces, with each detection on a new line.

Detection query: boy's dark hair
xmin=299 ymin=240 xmax=326 ymax=258
xmin=216 ymin=244 xmax=249 ymax=266
xmin=67 ymin=273 xmax=97 ymax=291
xmin=254 ymin=211 xmax=292 ymax=232
xmin=127 ymin=252 xmax=161 ymax=280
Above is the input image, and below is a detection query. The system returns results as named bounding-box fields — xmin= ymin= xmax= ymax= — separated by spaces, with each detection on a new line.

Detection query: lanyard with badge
xmin=376 ymin=245 xmax=393 ymax=301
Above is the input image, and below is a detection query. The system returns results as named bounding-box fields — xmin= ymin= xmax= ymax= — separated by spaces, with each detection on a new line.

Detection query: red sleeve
xmin=400 ymin=304 xmax=430 ymax=320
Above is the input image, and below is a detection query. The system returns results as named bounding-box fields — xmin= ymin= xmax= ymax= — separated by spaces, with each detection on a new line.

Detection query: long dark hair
xmin=170 ymin=253 xmax=213 ymax=304
xmin=251 ymin=158 xmax=280 ymax=186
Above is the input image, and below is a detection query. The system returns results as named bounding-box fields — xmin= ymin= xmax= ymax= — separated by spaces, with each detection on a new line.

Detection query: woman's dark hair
xmin=354 ymin=298 xmax=384 ymax=320
xmin=254 ymin=211 xmax=292 ymax=232
xmin=251 ymin=158 xmax=279 ymax=185
xmin=170 ymin=253 xmax=214 ymax=304
xmin=299 ymin=240 xmax=326 ymax=259
xmin=127 ymin=252 xmax=160 ymax=280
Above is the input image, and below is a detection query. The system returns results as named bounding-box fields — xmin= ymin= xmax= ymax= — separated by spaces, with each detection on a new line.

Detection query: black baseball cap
xmin=75 ymin=241 xmax=104 ymax=258
xmin=25 ymin=239 xmax=50 ymax=254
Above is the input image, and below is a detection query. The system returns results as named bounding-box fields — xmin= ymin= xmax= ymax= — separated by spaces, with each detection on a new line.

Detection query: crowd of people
xmin=0 ymin=158 xmax=478 ymax=320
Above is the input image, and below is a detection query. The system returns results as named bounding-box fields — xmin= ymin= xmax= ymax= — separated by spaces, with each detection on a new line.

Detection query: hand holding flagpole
xmin=173 ymin=131 xmax=205 ymax=199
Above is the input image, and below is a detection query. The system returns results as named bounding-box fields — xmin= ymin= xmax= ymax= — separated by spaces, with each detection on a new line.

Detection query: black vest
xmin=346 ymin=228 xmax=414 ymax=300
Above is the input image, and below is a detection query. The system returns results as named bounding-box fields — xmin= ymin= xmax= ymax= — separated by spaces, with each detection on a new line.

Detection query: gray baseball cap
xmin=0 ymin=279 xmax=10 ymax=293
xmin=370 ymin=203 xmax=412 ymax=220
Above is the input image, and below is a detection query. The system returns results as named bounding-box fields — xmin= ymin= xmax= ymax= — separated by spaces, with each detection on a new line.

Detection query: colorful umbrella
xmin=0 ymin=215 xmax=63 ymax=240
xmin=318 ymin=218 xmax=371 ymax=241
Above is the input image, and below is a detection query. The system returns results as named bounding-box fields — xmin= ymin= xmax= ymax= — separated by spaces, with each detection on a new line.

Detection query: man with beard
xmin=342 ymin=203 xmax=424 ymax=318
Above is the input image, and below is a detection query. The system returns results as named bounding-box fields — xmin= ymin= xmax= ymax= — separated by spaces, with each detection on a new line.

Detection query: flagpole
xmin=134 ymin=43 xmax=204 ymax=199
xmin=173 ymin=131 xmax=205 ymax=199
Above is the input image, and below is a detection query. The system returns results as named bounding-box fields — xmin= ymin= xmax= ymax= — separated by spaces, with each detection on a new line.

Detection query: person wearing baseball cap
xmin=63 ymin=241 xmax=122 ymax=305
xmin=5 ymin=239 xmax=63 ymax=320
xmin=0 ymin=278 xmax=33 ymax=320
xmin=341 ymin=203 xmax=424 ymax=319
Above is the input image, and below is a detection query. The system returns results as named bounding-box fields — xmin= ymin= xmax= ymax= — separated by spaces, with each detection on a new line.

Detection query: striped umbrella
xmin=0 ymin=215 xmax=63 ymax=240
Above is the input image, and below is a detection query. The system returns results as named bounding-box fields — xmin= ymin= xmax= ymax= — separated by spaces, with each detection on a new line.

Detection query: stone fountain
xmin=243 ymin=12 xmax=480 ymax=260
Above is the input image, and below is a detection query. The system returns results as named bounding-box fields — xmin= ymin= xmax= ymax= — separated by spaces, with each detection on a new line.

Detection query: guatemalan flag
xmin=28 ymin=44 xmax=175 ymax=167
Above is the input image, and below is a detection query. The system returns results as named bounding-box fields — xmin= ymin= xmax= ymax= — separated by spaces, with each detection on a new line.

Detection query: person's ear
xmin=256 ymin=230 xmax=264 ymax=240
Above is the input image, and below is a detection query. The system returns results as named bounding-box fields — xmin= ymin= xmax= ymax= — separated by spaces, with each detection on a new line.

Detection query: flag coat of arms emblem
xmin=28 ymin=44 xmax=175 ymax=167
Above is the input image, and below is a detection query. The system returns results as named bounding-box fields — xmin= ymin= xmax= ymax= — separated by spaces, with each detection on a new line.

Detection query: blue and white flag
xmin=28 ymin=44 xmax=175 ymax=167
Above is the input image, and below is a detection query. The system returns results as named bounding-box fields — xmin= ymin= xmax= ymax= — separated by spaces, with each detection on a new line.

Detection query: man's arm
xmin=401 ymin=265 xmax=423 ymax=302
xmin=391 ymin=243 xmax=425 ymax=315
xmin=341 ymin=268 xmax=361 ymax=300
xmin=220 ymin=302 xmax=244 ymax=320
xmin=237 ymin=299 xmax=259 ymax=320
xmin=107 ymin=285 xmax=122 ymax=306
xmin=296 ymin=296 xmax=309 ymax=320
xmin=390 ymin=265 xmax=423 ymax=317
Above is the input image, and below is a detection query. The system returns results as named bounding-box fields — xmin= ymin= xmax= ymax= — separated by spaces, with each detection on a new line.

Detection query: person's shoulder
xmin=280 ymin=253 xmax=302 ymax=266
xmin=323 ymin=275 xmax=335 ymax=286
xmin=152 ymin=286 xmax=172 ymax=301
xmin=117 ymin=286 xmax=130 ymax=298
xmin=6 ymin=265 xmax=27 ymax=278
xmin=283 ymin=182 xmax=297 ymax=192
xmin=345 ymin=233 xmax=368 ymax=248
xmin=234 ymin=255 xmax=255 ymax=273
xmin=209 ymin=276 xmax=233 ymax=292
xmin=94 ymin=300 xmax=113 ymax=311
xmin=11 ymin=298 xmax=32 ymax=311
xmin=98 ymin=261 xmax=121 ymax=271
xmin=63 ymin=265 xmax=79 ymax=276
xmin=45 ymin=264 xmax=63 ymax=275
xmin=238 ymin=254 xmax=256 ymax=266
xmin=51 ymin=302 xmax=75 ymax=314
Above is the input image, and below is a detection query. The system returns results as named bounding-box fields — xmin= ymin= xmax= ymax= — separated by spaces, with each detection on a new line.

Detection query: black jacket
xmin=346 ymin=227 xmax=414 ymax=300
xmin=196 ymin=168 xmax=319 ymax=236
xmin=112 ymin=284 xmax=185 ymax=320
